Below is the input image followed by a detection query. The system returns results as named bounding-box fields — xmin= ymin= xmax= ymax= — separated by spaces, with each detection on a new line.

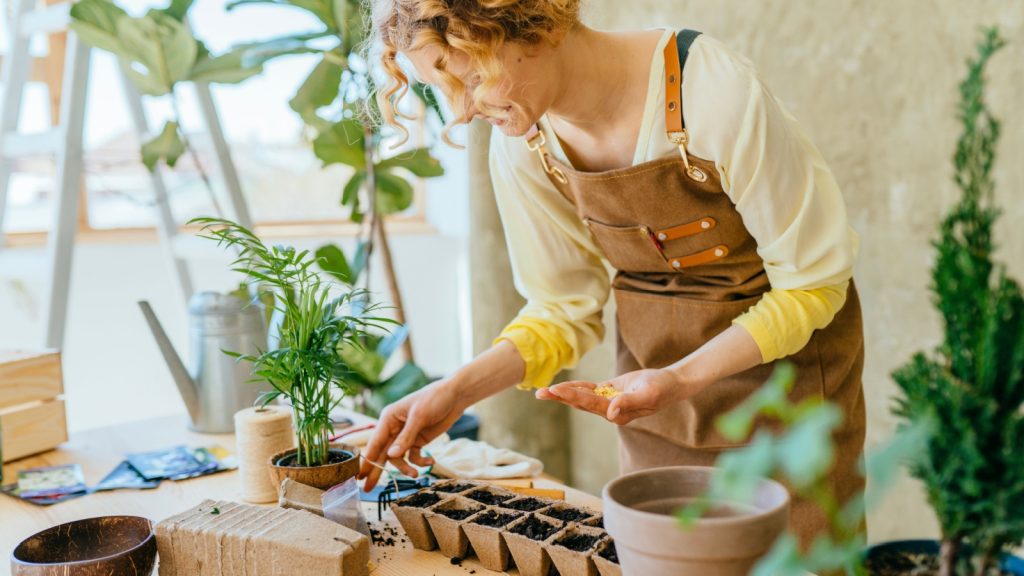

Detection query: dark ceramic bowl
xmin=11 ymin=515 xmax=156 ymax=576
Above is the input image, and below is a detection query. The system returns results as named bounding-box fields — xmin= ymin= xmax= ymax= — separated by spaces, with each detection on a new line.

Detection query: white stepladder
xmin=0 ymin=0 xmax=253 ymax=349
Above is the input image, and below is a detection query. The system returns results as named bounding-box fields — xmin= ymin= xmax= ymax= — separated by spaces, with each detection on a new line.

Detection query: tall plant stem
xmin=939 ymin=537 xmax=959 ymax=576
xmin=361 ymin=125 xmax=415 ymax=363
xmin=169 ymin=89 xmax=225 ymax=218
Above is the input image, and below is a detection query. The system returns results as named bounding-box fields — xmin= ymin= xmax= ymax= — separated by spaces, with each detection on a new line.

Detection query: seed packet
xmin=126 ymin=445 xmax=206 ymax=481
xmin=16 ymin=464 xmax=87 ymax=498
xmin=0 ymin=483 xmax=89 ymax=506
xmin=93 ymin=461 xmax=160 ymax=491
xmin=166 ymin=446 xmax=236 ymax=481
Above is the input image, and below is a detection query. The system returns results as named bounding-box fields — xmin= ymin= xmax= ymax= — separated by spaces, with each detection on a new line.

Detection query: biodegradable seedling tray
xmin=463 ymin=485 xmax=517 ymax=507
xmin=423 ymin=496 xmax=485 ymax=559
xmin=390 ymin=490 xmax=446 ymax=551
xmin=431 ymin=480 xmax=478 ymax=494
xmin=503 ymin=496 xmax=552 ymax=512
xmin=583 ymin=514 xmax=604 ymax=529
xmin=541 ymin=502 xmax=594 ymax=524
xmin=593 ymin=539 xmax=621 ymax=576
xmin=504 ymin=513 xmax=565 ymax=576
xmin=461 ymin=508 xmax=523 ymax=572
xmin=546 ymin=525 xmax=606 ymax=576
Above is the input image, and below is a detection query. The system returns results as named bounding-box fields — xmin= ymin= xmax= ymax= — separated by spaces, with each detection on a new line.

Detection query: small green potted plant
xmin=869 ymin=26 xmax=1024 ymax=576
xmin=193 ymin=217 xmax=392 ymax=489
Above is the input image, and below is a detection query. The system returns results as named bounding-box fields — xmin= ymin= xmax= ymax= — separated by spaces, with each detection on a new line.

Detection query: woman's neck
xmin=547 ymin=26 xmax=660 ymax=131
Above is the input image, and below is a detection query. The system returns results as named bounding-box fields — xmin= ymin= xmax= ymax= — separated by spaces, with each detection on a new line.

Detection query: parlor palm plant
xmin=193 ymin=217 xmax=392 ymax=467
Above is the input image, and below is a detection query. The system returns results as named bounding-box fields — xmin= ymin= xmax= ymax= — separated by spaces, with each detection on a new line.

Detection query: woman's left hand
xmin=535 ymin=368 xmax=689 ymax=425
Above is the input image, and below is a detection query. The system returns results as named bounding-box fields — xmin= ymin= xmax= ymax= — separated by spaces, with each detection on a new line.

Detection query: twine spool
xmin=235 ymin=406 xmax=293 ymax=503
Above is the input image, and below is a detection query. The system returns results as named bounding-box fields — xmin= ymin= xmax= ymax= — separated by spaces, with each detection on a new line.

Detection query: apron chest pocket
xmin=583 ymin=218 xmax=672 ymax=273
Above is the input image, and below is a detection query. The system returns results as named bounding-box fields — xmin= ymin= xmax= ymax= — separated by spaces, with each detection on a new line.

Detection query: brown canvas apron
xmin=524 ymin=29 xmax=866 ymax=547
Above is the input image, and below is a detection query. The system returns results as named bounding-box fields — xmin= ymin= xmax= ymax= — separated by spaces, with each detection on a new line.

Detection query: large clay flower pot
xmin=268 ymin=443 xmax=359 ymax=491
xmin=603 ymin=465 xmax=789 ymax=576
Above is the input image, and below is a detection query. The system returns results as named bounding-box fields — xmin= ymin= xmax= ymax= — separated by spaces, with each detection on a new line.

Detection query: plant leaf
xmin=68 ymin=0 xmax=129 ymax=55
xmin=116 ymin=12 xmax=198 ymax=94
xmin=315 ymin=244 xmax=353 ymax=284
xmin=412 ymin=82 xmax=445 ymax=123
xmin=189 ymin=47 xmax=264 ymax=84
xmin=368 ymin=361 xmax=430 ymax=415
xmin=160 ymin=0 xmax=194 ymax=22
xmin=289 ymin=53 xmax=346 ymax=123
xmin=141 ymin=121 xmax=187 ymax=171
xmin=374 ymin=171 xmax=414 ymax=214
xmin=341 ymin=171 xmax=366 ymax=207
xmin=377 ymin=325 xmax=408 ymax=361
xmin=378 ymin=147 xmax=444 ymax=178
xmin=312 ymin=118 xmax=365 ymax=168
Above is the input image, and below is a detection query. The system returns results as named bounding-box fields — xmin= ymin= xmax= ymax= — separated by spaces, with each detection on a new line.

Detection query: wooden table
xmin=1 ymin=414 xmax=600 ymax=576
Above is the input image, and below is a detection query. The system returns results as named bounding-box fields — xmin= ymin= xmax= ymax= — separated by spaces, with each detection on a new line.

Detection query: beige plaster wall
xmin=564 ymin=0 xmax=1024 ymax=542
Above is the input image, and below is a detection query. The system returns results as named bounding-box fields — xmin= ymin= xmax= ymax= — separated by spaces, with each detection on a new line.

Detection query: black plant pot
xmin=446 ymin=413 xmax=480 ymax=441
xmin=864 ymin=540 xmax=1024 ymax=575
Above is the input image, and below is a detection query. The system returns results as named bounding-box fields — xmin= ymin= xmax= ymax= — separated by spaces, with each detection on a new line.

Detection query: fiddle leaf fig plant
xmin=891 ymin=26 xmax=1024 ymax=576
xmin=192 ymin=216 xmax=394 ymax=467
xmin=70 ymin=0 xmax=263 ymax=171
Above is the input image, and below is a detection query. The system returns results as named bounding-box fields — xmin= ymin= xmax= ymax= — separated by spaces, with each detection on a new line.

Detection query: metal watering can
xmin=138 ymin=292 xmax=267 ymax=433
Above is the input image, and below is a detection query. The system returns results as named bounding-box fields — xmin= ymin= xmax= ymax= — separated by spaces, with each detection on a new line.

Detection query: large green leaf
xmin=312 ymin=118 xmax=365 ymax=168
xmin=367 ymin=362 xmax=430 ymax=415
xmin=69 ymin=0 xmax=129 ymax=55
xmin=234 ymin=32 xmax=330 ymax=68
xmin=338 ymin=339 xmax=386 ymax=385
xmin=315 ymin=243 xmax=353 ymax=284
xmin=374 ymin=171 xmax=414 ymax=214
xmin=412 ymin=82 xmax=446 ymax=123
xmin=289 ymin=54 xmax=345 ymax=123
xmin=341 ymin=170 xmax=366 ymax=208
xmin=189 ymin=48 xmax=264 ymax=84
xmin=141 ymin=121 xmax=186 ymax=171
xmin=775 ymin=405 xmax=841 ymax=489
xmin=378 ymin=147 xmax=444 ymax=178
xmin=116 ymin=12 xmax=198 ymax=95
xmin=159 ymin=0 xmax=194 ymax=22
xmin=227 ymin=0 xmax=337 ymax=32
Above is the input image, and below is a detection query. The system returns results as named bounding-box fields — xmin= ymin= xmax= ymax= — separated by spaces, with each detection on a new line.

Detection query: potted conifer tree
xmin=867 ymin=26 xmax=1024 ymax=576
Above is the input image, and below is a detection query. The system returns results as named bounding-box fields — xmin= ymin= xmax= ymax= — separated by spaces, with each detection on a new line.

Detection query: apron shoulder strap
xmin=664 ymin=28 xmax=702 ymax=133
xmin=664 ymin=29 xmax=707 ymax=182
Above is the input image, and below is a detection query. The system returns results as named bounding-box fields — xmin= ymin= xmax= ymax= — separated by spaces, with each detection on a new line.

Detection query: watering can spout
xmin=138 ymin=300 xmax=202 ymax=425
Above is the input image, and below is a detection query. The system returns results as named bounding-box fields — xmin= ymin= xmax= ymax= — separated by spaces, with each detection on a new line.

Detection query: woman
xmin=358 ymin=0 xmax=865 ymax=545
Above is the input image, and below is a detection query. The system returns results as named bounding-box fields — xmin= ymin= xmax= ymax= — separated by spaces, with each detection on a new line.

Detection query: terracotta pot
xmin=267 ymin=443 xmax=359 ymax=491
xmin=603 ymin=465 xmax=789 ymax=576
xmin=11 ymin=516 xmax=156 ymax=576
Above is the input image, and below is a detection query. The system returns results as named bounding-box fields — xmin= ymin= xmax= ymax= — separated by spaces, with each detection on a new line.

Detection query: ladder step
xmin=1 ymin=129 xmax=64 ymax=158
xmin=19 ymin=4 xmax=71 ymax=36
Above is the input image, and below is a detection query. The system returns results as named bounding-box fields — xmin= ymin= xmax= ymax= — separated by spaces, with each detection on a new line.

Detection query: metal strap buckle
xmin=526 ymin=130 xmax=568 ymax=184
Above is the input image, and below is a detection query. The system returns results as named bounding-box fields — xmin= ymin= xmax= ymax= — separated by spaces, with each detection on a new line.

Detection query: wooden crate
xmin=0 ymin=350 xmax=68 ymax=462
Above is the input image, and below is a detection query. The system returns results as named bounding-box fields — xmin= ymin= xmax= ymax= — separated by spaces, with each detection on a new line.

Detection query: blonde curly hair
xmin=371 ymin=0 xmax=581 ymax=146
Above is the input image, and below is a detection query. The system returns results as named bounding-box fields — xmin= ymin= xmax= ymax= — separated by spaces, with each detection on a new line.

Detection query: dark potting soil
xmin=400 ymin=491 xmax=441 ymax=508
xmin=544 ymin=506 xmax=591 ymax=523
xmin=864 ymin=550 xmax=1014 ymax=575
xmin=471 ymin=510 xmax=520 ymax=528
xmin=504 ymin=497 xmax=548 ymax=512
xmin=465 ymin=489 xmax=514 ymax=506
xmin=589 ymin=516 xmax=605 ymax=529
xmin=437 ymin=506 xmax=481 ymax=521
xmin=599 ymin=541 xmax=619 ymax=564
xmin=554 ymin=532 xmax=602 ymax=552
xmin=275 ymin=449 xmax=353 ymax=468
xmin=434 ymin=482 xmax=475 ymax=494
xmin=509 ymin=514 xmax=561 ymax=541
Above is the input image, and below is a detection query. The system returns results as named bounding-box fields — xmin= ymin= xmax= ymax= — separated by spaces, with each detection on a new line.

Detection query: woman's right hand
xmin=357 ymin=378 xmax=466 ymax=491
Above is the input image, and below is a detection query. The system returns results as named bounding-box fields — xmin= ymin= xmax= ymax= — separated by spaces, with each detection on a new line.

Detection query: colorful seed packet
xmin=126 ymin=445 xmax=206 ymax=481
xmin=0 ymin=483 xmax=89 ymax=506
xmin=16 ymin=464 xmax=87 ymax=498
xmin=93 ymin=461 xmax=161 ymax=491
